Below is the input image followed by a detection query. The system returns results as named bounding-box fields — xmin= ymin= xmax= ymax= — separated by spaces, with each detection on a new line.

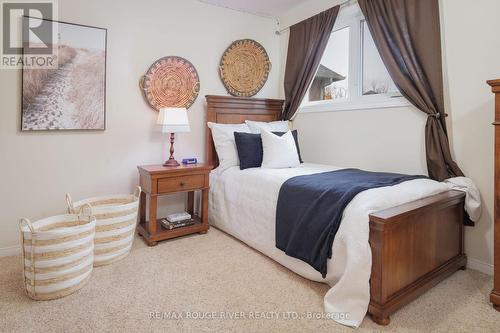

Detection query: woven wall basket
xmin=19 ymin=207 xmax=96 ymax=301
xmin=66 ymin=187 xmax=141 ymax=267
xmin=219 ymin=39 xmax=271 ymax=97
xmin=141 ymin=56 xmax=200 ymax=110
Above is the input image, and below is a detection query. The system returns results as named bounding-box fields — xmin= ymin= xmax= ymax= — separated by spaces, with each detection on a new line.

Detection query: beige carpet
xmin=1 ymin=228 xmax=498 ymax=332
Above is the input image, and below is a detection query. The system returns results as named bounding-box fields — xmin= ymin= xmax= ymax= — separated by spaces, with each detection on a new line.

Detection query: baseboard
xmin=467 ymin=257 xmax=494 ymax=276
xmin=0 ymin=245 xmax=20 ymax=257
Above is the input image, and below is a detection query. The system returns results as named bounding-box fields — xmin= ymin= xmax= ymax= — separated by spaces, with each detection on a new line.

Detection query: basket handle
xmin=19 ymin=217 xmax=37 ymax=292
xmin=66 ymin=193 xmax=75 ymax=213
xmin=78 ymin=203 xmax=93 ymax=220
xmin=133 ymin=186 xmax=142 ymax=201
xmin=19 ymin=218 xmax=34 ymax=233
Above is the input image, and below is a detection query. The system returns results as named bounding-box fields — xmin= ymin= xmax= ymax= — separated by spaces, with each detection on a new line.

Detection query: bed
xmin=205 ymin=95 xmax=466 ymax=326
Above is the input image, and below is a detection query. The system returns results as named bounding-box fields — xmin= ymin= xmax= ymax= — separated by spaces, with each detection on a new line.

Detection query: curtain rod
xmin=275 ymin=0 xmax=355 ymax=35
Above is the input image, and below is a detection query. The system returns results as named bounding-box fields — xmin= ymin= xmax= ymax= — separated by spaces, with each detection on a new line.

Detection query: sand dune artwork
xmin=22 ymin=17 xmax=106 ymax=131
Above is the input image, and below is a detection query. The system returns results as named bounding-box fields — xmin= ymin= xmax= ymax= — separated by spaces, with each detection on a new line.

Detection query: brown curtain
xmin=358 ymin=0 xmax=463 ymax=181
xmin=282 ymin=6 xmax=340 ymax=121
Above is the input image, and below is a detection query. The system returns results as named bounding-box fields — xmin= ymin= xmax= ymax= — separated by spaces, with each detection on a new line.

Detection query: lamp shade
xmin=157 ymin=107 xmax=191 ymax=133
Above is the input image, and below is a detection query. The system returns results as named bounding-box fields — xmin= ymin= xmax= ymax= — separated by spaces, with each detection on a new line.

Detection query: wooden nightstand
xmin=137 ymin=163 xmax=212 ymax=246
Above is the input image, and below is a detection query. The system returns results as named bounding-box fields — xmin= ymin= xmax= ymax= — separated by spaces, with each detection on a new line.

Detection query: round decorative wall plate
xmin=141 ymin=56 xmax=200 ymax=110
xmin=219 ymin=39 xmax=271 ymax=97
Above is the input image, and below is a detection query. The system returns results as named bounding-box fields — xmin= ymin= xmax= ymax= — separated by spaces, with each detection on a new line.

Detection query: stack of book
xmin=160 ymin=212 xmax=195 ymax=230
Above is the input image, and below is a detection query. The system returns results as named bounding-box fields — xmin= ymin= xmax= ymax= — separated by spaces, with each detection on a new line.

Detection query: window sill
xmin=298 ymin=97 xmax=412 ymax=114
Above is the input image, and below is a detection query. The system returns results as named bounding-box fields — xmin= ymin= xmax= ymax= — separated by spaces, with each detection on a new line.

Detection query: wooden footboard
xmin=368 ymin=190 xmax=466 ymax=325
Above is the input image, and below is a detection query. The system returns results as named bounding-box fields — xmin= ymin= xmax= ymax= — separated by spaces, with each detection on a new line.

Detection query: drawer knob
xmin=180 ymin=181 xmax=185 ymax=186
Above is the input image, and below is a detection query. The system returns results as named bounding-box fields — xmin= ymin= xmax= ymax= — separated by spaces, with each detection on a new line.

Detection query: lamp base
xmin=163 ymin=158 xmax=180 ymax=167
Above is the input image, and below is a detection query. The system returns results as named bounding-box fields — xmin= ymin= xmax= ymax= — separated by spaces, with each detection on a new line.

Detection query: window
xmin=361 ymin=21 xmax=398 ymax=96
xmin=301 ymin=4 xmax=407 ymax=112
xmin=305 ymin=27 xmax=350 ymax=103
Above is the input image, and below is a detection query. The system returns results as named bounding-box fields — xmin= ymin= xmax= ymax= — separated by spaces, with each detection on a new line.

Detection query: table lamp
xmin=157 ymin=107 xmax=190 ymax=167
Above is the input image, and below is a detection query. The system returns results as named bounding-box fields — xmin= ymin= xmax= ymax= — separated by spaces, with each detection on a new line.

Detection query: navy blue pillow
xmin=234 ymin=132 xmax=263 ymax=170
xmin=234 ymin=130 xmax=303 ymax=170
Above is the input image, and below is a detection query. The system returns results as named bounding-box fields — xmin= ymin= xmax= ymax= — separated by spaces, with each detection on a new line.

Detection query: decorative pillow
xmin=273 ymin=130 xmax=303 ymax=163
xmin=234 ymin=132 xmax=263 ymax=170
xmin=261 ymin=130 xmax=300 ymax=169
xmin=207 ymin=122 xmax=250 ymax=172
xmin=234 ymin=130 xmax=303 ymax=169
xmin=245 ymin=120 xmax=290 ymax=133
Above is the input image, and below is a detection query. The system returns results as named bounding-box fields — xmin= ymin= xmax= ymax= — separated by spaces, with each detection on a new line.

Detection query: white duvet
xmin=208 ymin=163 xmax=453 ymax=327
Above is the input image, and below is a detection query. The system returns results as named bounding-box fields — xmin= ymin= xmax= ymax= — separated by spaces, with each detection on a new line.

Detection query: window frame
xmin=298 ymin=4 xmax=410 ymax=114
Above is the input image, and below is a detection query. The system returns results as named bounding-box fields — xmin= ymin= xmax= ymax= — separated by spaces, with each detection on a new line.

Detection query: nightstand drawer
xmin=158 ymin=174 xmax=205 ymax=193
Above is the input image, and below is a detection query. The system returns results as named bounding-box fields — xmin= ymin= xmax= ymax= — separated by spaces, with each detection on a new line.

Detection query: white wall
xmin=0 ymin=0 xmax=280 ymax=254
xmin=441 ymin=0 xmax=500 ymax=272
xmin=279 ymin=0 xmax=500 ymax=273
xmin=293 ymin=107 xmax=428 ymax=174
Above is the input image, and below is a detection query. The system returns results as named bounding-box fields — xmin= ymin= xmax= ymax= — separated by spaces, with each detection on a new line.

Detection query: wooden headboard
xmin=205 ymin=95 xmax=285 ymax=168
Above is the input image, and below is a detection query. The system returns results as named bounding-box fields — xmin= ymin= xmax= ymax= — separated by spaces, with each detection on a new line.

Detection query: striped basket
xmin=66 ymin=187 xmax=141 ymax=267
xmin=19 ymin=205 xmax=96 ymax=301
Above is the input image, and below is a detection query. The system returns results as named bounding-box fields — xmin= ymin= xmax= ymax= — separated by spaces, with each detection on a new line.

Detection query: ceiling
xmin=198 ymin=0 xmax=304 ymax=18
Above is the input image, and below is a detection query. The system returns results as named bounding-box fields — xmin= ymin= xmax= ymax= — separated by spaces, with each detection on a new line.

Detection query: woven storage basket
xmin=66 ymin=187 xmax=141 ymax=267
xmin=19 ymin=205 xmax=96 ymax=301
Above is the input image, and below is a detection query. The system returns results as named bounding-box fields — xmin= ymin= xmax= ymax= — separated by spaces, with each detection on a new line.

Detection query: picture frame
xmin=21 ymin=16 xmax=107 ymax=131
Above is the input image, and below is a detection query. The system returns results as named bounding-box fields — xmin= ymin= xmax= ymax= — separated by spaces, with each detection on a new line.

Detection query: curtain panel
xmin=358 ymin=0 xmax=463 ymax=181
xmin=282 ymin=6 xmax=340 ymax=121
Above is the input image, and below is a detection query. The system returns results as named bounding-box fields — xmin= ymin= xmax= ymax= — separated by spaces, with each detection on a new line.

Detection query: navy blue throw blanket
xmin=275 ymin=168 xmax=427 ymax=278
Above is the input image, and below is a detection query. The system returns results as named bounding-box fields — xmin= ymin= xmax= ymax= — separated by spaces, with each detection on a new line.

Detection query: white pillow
xmin=245 ymin=120 xmax=290 ymax=134
xmin=207 ymin=122 xmax=250 ymax=172
xmin=261 ymin=130 xmax=300 ymax=169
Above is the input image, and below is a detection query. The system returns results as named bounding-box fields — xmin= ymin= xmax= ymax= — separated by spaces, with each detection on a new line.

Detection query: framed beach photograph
xmin=21 ymin=17 xmax=107 ymax=131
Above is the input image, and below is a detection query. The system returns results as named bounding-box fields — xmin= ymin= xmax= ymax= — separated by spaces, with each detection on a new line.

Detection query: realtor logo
xmin=1 ymin=0 xmax=58 ymax=69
